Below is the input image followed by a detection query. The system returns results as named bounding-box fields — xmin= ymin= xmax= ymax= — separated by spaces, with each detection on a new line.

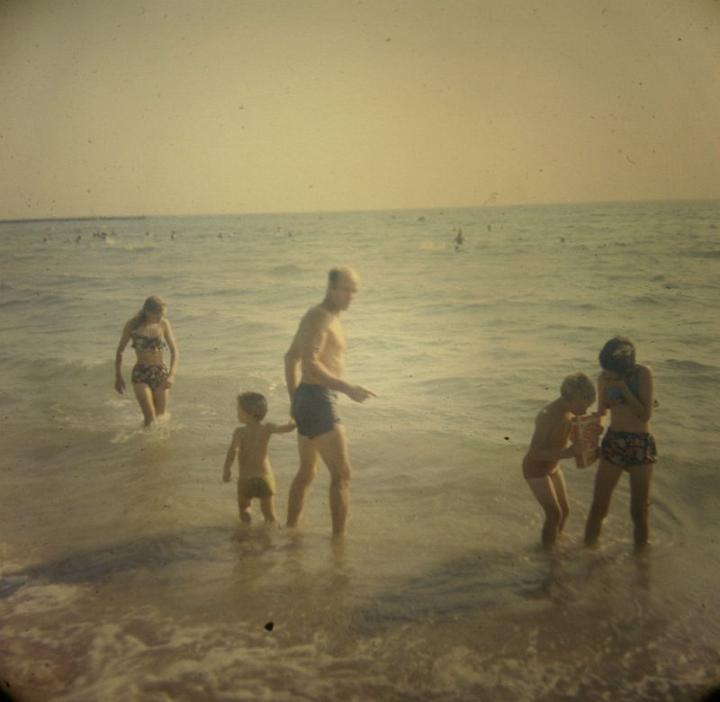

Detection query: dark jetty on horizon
xmin=0 ymin=215 xmax=148 ymax=224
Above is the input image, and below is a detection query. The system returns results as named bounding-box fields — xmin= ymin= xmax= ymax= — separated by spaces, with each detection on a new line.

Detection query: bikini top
xmin=131 ymin=332 xmax=167 ymax=352
xmin=606 ymin=368 xmax=641 ymax=403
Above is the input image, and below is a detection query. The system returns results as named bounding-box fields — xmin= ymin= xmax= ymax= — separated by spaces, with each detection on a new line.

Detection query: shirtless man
xmin=284 ymin=267 xmax=375 ymax=536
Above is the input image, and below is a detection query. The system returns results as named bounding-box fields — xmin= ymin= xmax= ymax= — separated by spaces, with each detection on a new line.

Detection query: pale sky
xmin=1 ymin=0 xmax=719 ymax=219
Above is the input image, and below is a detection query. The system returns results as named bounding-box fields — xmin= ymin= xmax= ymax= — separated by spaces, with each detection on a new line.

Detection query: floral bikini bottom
xmin=131 ymin=363 xmax=169 ymax=390
xmin=601 ymin=429 xmax=657 ymax=468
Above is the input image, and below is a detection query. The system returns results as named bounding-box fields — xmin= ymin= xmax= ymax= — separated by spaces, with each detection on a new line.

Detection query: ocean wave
xmin=0 ymin=291 xmax=65 ymax=308
xmin=48 ymin=272 xmax=110 ymax=284
xmin=105 ymin=244 xmax=159 ymax=254
xmin=664 ymin=358 xmax=719 ymax=374
xmin=631 ymin=295 xmax=664 ymax=306
xmin=544 ymin=323 xmax=598 ymax=332
xmin=685 ymin=250 xmax=720 ymax=259
xmin=267 ymin=264 xmax=304 ymax=276
xmin=173 ymin=287 xmax=253 ymax=299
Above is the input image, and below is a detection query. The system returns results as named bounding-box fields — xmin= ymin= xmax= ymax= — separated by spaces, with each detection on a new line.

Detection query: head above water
xmin=599 ymin=336 xmax=636 ymax=377
xmin=560 ymin=372 xmax=596 ymax=413
xmin=237 ymin=392 xmax=268 ymax=421
xmin=132 ymin=295 xmax=167 ymax=328
xmin=325 ymin=266 xmax=360 ymax=311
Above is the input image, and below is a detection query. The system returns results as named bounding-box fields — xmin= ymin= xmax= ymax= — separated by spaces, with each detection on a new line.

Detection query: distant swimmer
xmin=222 ymin=392 xmax=296 ymax=525
xmin=584 ymin=337 xmax=657 ymax=551
xmin=284 ymin=267 xmax=376 ymax=536
xmin=453 ymin=227 xmax=464 ymax=251
xmin=114 ymin=296 xmax=179 ymax=427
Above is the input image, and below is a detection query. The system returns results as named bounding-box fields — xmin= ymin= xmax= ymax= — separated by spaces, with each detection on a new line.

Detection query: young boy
xmin=522 ymin=372 xmax=598 ymax=549
xmin=222 ymin=392 xmax=295 ymax=524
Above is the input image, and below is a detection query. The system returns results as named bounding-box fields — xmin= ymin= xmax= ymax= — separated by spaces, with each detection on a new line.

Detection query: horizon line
xmin=1 ymin=196 xmax=718 ymax=225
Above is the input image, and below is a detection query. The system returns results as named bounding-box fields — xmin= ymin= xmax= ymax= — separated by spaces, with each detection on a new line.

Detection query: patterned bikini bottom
xmin=131 ymin=363 xmax=169 ymax=390
xmin=601 ymin=429 xmax=657 ymax=468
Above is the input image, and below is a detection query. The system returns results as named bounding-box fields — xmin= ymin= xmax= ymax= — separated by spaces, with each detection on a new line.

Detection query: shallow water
xmin=1 ymin=201 xmax=719 ymax=701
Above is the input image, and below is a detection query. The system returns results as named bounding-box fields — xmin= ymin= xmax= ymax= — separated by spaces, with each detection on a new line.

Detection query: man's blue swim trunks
xmin=292 ymin=383 xmax=340 ymax=439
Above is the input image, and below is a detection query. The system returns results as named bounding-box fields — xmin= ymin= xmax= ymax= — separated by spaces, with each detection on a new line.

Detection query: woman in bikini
xmin=115 ymin=296 xmax=179 ymax=426
xmin=584 ymin=336 xmax=657 ymax=550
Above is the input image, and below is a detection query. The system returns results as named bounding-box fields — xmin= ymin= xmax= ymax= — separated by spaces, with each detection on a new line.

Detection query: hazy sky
xmin=1 ymin=0 xmax=719 ymax=219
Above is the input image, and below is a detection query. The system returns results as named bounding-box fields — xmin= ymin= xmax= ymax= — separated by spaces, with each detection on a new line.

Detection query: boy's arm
xmin=222 ymin=429 xmax=241 ymax=481
xmin=266 ymin=420 xmax=296 ymax=434
xmin=526 ymin=412 xmax=575 ymax=462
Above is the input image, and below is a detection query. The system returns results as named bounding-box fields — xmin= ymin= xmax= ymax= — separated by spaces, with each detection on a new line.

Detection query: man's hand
xmin=115 ymin=376 xmax=125 ymax=394
xmin=347 ymin=385 xmax=376 ymax=403
xmin=222 ymin=467 xmax=232 ymax=483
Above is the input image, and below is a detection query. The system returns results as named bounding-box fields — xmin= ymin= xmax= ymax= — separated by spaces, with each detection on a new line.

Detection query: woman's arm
xmin=629 ymin=365 xmax=654 ymax=422
xmin=163 ymin=319 xmax=179 ymax=384
xmin=115 ymin=321 xmax=132 ymax=393
xmin=604 ymin=366 xmax=653 ymax=422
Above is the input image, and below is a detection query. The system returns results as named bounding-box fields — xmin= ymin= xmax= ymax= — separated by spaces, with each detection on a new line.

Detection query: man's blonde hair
xmin=560 ymin=372 xmax=596 ymax=404
xmin=328 ymin=266 xmax=359 ymax=288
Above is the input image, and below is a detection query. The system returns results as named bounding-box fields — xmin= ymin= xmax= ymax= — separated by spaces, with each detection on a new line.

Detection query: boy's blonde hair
xmin=237 ymin=392 xmax=268 ymax=421
xmin=560 ymin=372 xmax=596 ymax=404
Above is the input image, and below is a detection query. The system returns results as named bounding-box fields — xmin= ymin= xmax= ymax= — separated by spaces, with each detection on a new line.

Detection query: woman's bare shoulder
xmin=637 ymin=363 xmax=653 ymax=378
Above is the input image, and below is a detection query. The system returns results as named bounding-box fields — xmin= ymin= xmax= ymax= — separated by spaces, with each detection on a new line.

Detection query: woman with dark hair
xmin=115 ymin=296 xmax=179 ymax=426
xmin=585 ymin=336 xmax=657 ymax=550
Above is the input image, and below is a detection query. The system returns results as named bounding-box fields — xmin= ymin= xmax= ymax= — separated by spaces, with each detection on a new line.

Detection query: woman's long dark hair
xmin=599 ymin=336 xmax=636 ymax=377
xmin=130 ymin=296 xmax=166 ymax=330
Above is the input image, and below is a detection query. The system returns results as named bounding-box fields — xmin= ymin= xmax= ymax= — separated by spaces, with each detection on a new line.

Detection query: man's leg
xmin=286 ymin=435 xmax=320 ymax=528
xmin=315 ymin=424 xmax=352 ymax=537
